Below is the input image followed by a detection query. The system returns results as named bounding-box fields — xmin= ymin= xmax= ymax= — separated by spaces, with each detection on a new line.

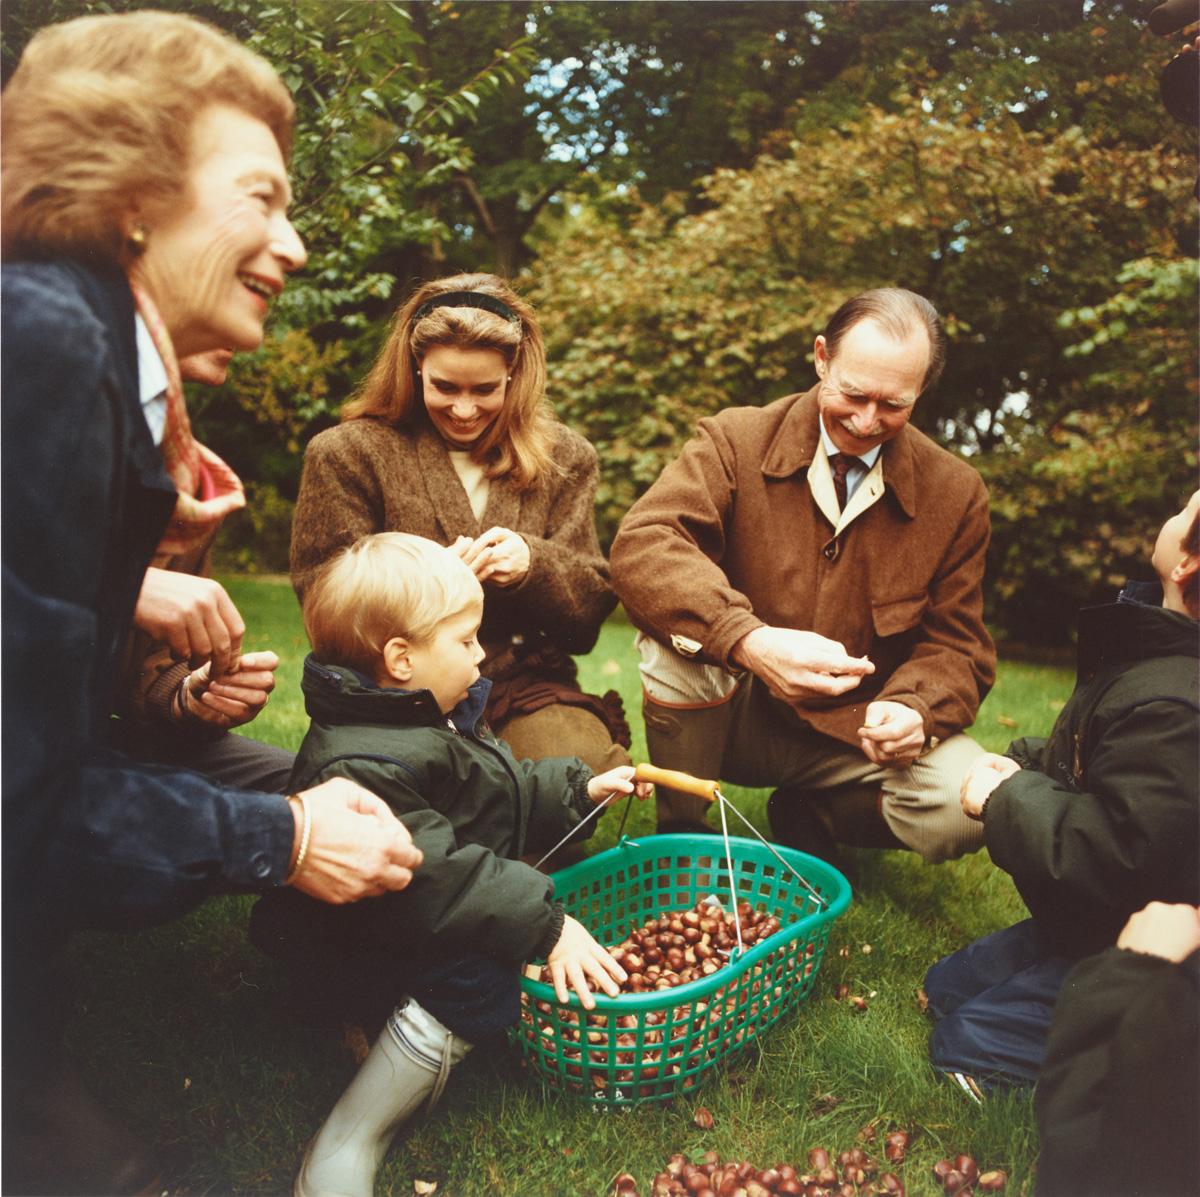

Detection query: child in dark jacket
xmin=923 ymin=491 xmax=1200 ymax=1094
xmin=264 ymin=532 xmax=651 ymax=1197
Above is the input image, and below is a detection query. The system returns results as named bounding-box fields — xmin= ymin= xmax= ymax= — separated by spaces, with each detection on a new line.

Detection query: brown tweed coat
xmin=290 ymin=416 xmax=617 ymax=692
xmin=611 ymin=387 xmax=996 ymax=748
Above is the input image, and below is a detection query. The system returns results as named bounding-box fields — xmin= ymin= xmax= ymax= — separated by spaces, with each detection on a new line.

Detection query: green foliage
xmin=211 ymin=480 xmax=295 ymax=575
xmin=983 ymin=255 xmax=1198 ymax=641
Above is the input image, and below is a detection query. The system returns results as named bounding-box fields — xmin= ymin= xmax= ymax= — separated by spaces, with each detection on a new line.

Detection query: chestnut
xmin=613 ymin=1173 xmax=639 ymax=1194
xmin=942 ymin=1168 xmax=966 ymax=1194
xmin=977 ymin=1170 xmax=1006 ymax=1191
xmin=806 ymin=1148 xmax=829 ymax=1171
xmin=954 ymin=1156 xmax=979 ymax=1186
xmin=876 ymin=1172 xmax=905 ymax=1195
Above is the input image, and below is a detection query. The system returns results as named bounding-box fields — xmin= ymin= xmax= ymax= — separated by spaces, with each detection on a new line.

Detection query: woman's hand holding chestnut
xmin=456 ymin=525 xmax=530 ymax=587
xmin=547 ymin=914 xmax=627 ymax=1009
xmin=587 ymin=765 xmax=654 ymax=806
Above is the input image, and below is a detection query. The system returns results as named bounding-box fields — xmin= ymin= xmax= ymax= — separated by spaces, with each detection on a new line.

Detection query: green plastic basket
xmin=510 ymin=833 xmax=852 ymax=1109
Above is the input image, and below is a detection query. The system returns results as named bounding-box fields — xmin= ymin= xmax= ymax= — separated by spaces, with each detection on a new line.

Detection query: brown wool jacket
xmin=290 ymin=416 xmax=617 ymax=672
xmin=610 ymin=387 xmax=996 ymax=747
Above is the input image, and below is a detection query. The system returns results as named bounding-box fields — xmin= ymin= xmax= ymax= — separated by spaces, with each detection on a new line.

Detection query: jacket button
xmin=823 ymin=543 xmax=837 ymax=560
xmin=250 ymin=852 xmax=271 ymax=880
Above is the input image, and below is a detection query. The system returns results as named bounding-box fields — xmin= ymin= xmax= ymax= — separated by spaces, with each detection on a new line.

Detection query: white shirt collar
xmin=135 ymin=313 xmax=169 ymax=446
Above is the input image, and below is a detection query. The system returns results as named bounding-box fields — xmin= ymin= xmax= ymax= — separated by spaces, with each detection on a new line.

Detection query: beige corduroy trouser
xmin=643 ymin=668 xmax=985 ymax=864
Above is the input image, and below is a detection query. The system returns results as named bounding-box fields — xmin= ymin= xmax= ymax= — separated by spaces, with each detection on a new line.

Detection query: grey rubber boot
xmin=294 ymin=1000 xmax=471 ymax=1197
xmin=643 ymin=694 xmax=732 ymax=832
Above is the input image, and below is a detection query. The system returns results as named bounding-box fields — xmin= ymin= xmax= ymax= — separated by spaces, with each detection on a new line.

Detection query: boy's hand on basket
xmin=587 ymin=765 xmax=654 ymax=806
xmin=548 ymin=915 xmax=627 ymax=1009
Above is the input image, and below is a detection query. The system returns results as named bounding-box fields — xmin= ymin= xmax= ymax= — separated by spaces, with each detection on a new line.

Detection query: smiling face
xmin=419 ymin=344 xmax=510 ymax=447
xmin=129 ymin=103 xmax=306 ymax=359
xmin=397 ymin=603 xmax=486 ymax=714
xmin=813 ymin=318 xmax=929 ymax=455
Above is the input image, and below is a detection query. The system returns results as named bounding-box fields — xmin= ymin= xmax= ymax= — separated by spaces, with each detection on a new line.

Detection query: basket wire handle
xmin=531 ymin=766 xmax=830 ymax=912
xmin=712 ymin=790 xmax=830 ymax=910
xmin=530 ymin=786 xmax=631 ymax=871
xmin=715 ymin=787 xmax=745 ymax=955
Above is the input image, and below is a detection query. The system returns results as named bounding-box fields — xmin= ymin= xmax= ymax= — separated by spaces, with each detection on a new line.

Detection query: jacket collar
xmin=1077 ymin=585 xmax=1198 ymax=677
xmin=760 ymin=386 xmax=918 ymax=519
xmin=301 ymin=653 xmax=493 ymax=734
xmin=411 ymin=421 xmax=522 ymax=542
xmin=57 ymin=258 xmax=177 ymax=499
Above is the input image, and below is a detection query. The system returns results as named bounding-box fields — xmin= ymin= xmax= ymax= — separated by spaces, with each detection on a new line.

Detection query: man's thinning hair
xmin=822 ymin=288 xmax=946 ymax=394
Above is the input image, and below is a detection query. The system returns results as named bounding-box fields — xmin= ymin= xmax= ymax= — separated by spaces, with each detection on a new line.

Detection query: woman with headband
xmin=290 ymin=274 xmax=630 ymax=780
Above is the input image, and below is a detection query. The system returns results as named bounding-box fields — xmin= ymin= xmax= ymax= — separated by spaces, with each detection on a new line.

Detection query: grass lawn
xmin=69 ymin=577 xmax=1072 ymax=1196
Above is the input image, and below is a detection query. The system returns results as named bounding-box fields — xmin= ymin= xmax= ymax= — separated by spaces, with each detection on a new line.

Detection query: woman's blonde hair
xmin=342 ymin=273 xmax=559 ymax=490
xmin=304 ymin=533 xmax=483 ymax=675
xmin=1 ymin=10 xmax=294 ymax=266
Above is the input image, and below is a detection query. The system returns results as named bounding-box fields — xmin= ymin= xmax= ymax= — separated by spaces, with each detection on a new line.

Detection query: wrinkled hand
xmin=959 ymin=752 xmax=1021 ymax=817
xmin=1117 ymin=902 xmax=1200 ymax=963
xmin=858 ymin=700 xmax=925 ymax=767
xmin=456 ymin=526 xmax=531 ymax=587
xmin=732 ymin=626 xmax=874 ymax=702
xmin=289 ymin=777 xmax=423 ymax=904
xmin=135 ymin=567 xmax=244 ymax=675
xmin=547 ymin=914 xmax=626 ymax=1009
xmin=179 ymin=650 xmax=279 ymax=729
xmin=587 ymin=765 xmax=654 ymax=806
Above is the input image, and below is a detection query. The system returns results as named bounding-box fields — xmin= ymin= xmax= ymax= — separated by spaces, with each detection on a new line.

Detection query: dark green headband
xmin=412 ymin=290 xmax=522 ymax=328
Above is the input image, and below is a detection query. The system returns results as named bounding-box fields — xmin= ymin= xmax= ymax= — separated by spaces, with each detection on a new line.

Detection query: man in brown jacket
xmin=610 ymin=288 xmax=995 ymax=862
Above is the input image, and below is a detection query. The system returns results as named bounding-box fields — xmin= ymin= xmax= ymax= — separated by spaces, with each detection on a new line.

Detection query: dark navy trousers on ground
xmin=924 ymin=920 xmax=1072 ymax=1088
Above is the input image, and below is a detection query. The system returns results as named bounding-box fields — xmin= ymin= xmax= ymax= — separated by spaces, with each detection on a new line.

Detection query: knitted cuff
xmin=534 ymin=903 xmax=568 ymax=961
xmin=143 ymin=660 xmax=193 ymax=725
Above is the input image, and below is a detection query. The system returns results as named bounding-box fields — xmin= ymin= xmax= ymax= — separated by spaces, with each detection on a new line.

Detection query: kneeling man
xmin=610 ymin=288 xmax=995 ymax=862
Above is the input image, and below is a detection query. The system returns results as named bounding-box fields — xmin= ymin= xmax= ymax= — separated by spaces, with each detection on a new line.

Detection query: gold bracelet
xmin=286 ymin=793 xmax=312 ymax=883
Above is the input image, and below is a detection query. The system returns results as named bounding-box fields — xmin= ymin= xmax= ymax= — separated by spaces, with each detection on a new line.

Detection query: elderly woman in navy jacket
xmin=1 ymin=13 xmax=420 ymax=1193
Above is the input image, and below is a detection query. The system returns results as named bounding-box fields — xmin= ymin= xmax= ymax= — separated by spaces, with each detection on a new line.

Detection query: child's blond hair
xmin=303 ymin=533 xmax=483 ymax=674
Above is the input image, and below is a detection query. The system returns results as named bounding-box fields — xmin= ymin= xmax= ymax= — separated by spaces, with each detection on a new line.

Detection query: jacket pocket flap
xmin=871 ymin=593 xmax=929 ymax=637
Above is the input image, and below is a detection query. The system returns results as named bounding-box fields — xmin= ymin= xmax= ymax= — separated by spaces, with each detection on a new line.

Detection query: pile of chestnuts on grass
xmin=611 ymin=1143 xmax=1007 ymax=1197
xmin=520 ymin=899 xmax=811 ymax=1098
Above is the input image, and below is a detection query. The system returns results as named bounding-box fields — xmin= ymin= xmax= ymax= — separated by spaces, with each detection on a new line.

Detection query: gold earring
xmin=128 ymin=223 xmax=148 ymax=254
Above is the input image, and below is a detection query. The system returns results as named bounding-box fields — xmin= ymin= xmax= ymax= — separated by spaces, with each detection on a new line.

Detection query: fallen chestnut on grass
xmin=954 ymin=1155 xmax=979 ymax=1186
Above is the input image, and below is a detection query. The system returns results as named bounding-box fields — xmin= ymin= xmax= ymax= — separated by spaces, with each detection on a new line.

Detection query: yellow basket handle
xmin=633 ymin=763 xmax=720 ymax=803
